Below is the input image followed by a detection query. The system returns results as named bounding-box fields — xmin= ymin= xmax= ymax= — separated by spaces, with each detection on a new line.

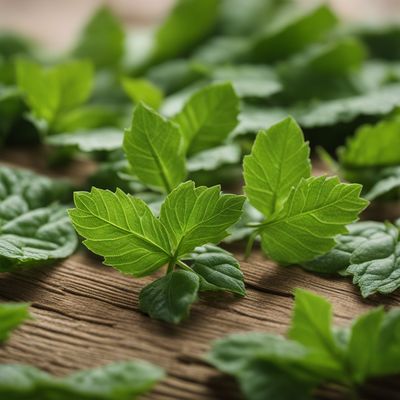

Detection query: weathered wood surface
xmin=0 ymin=149 xmax=400 ymax=399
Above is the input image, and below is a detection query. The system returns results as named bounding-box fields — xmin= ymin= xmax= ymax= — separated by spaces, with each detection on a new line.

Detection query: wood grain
xmin=0 ymin=150 xmax=399 ymax=400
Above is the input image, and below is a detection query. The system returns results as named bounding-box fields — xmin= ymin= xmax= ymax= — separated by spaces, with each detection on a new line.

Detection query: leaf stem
xmin=244 ymin=230 xmax=258 ymax=260
xmin=176 ymin=260 xmax=193 ymax=272
xmin=167 ymin=259 xmax=175 ymax=274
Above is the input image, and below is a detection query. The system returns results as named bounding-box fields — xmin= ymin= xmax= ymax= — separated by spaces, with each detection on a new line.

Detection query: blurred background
xmin=0 ymin=0 xmax=399 ymax=50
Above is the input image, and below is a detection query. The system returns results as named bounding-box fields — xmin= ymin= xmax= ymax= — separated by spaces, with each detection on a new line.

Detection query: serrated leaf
xmin=121 ymin=77 xmax=164 ymax=109
xmin=73 ymin=6 xmax=125 ymax=69
xmin=346 ymin=223 xmax=400 ymax=297
xmin=46 ymin=128 xmax=123 ymax=152
xmin=0 ymin=166 xmax=77 ymax=271
xmin=173 ymin=82 xmax=240 ymax=155
xmin=0 ymin=361 xmax=164 ymax=399
xmin=0 ymin=303 xmax=30 ymax=342
xmin=260 ymin=176 xmax=368 ymax=264
xmin=123 ymin=103 xmax=186 ymax=192
xmin=139 ymin=270 xmax=199 ymax=324
xmin=244 ymin=117 xmax=311 ymax=218
xmin=159 ymin=181 xmax=245 ymax=257
xmin=69 ymin=188 xmax=171 ymax=277
xmin=189 ymin=245 xmax=245 ymax=295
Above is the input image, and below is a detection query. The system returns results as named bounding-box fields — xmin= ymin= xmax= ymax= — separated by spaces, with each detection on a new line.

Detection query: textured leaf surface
xmin=69 ymin=188 xmax=171 ymax=277
xmin=260 ymin=176 xmax=368 ymax=264
xmin=189 ymin=245 xmax=245 ymax=295
xmin=123 ymin=103 xmax=186 ymax=192
xmin=0 ymin=303 xmax=30 ymax=342
xmin=159 ymin=181 xmax=245 ymax=257
xmin=244 ymin=117 xmax=311 ymax=218
xmin=173 ymin=82 xmax=240 ymax=155
xmin=0 ymin=361 xmax=164 ymax=399
xmin=139 ymin=270 xmax=199 ymax=324
xmin=0 ymin=166 xmax=77 ymax=271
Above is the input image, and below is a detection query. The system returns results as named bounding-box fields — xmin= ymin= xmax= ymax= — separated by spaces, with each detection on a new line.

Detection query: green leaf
xmin=346 ymin=307 xmax=385 ymax=383
xmin=173 ymin=82 xmax=240 ymax=155
xmin=121 ymin=77 xmax=164 ymax=109
xmin=16 ymin=59 xmax=93 ymax=126
xmin=0 ymin=361 xmax=164 ymax=399
xmin=288 ymin=289 xmax=344 ymax=374
xmin=0 ymin=303 xmax=30 ymax=342
xmin=346 ymin=222 xmax=400 ymax=297
xmin=123 ymin=103 xmax=186 ymax=192
xmin=364 ymin=167 xmax=400 ymax=200
xmin=46 ymin=128 xmax=123 ymax=152
xmin=189 ymin=245 xmax=245 ymax=296
xmin=69 ymin=188 xmax=171 ymax=277
xmin=250 ymin=5 xmax=338 ymax=63
xmin=139 ymin=270 xmax=199 ymax=324
xmin=73 ymin=6 xmax=125 ymax=69
xmin=339 ymin=116 xmax=400 ymax=168
xmin=259 ymin=176 xmax=368 ymax=264
xmin=150 ymin=0 xmax=219 ymax=64
xmin=244 ymin=117 xmax=311 ymax=218
xmin=0 ymin=166 xmax=77 ymax=271
xmin=159 ymin=181 xmax=245 ymax=257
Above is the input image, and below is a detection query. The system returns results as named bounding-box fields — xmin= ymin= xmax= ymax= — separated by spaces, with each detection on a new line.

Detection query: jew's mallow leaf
xmin=123 ymin=103 xmax=186 ymax=192
xmin=69 ymin=188 xmax=171 ymax=277
xmin=139 ymin=270 xmax=200 ymax=324
xmin=121 ymin=77 xmax=164 ymax=109
xmin=243 ymin=117 xmax=311 ymax=218
xmin=159 ymin=181 xmax=245 ymax=257
xmin=189 ymin=245 xmax=245 ymax=295
xmin=259 ymin=176 xmax=368 ymax=264
xmin=0 ymin=303 xmax=30 ymax=342
xmin=0 ymin=361 xmax=164 ymax=399
xmin=0 ymin=166 xmax=77 ymax=271
xmin=173 ymin=82 xmax=240 ymax=155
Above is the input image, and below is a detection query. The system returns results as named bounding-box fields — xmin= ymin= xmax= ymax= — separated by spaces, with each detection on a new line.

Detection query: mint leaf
xmin=0 ymin=166 xmax=77 ymax=271
xmin=73 ymin=6 xmax=125 ymax=69
xmin=69 ymin=188 xmax=171 ymax=277
xmin=46 ymin=128 xmax=123 ymax=152
xmin=139 ymin=270 xmax=200 ymax=324
xmin=189 ymin=245 xmax=245 ymax=295
xmin=122 ymin=77 xmax=164 ymax=109
xmin=123 ymin=103 xmax=186 ymax=192
xmin=159 ymin=181 xmax=245 ymax=257
xmin=173 ymin=82 xmax=240 ymax=155
xmin=259 ymin=176 xmax=368 ymax=264
xmin=250 ymin=5 xmax=338 ymax=63
xmin=0 ymin=361 xmax=164 ymax=399
xmin=0 ymin=303 xmax=30 ymax=342
xmin=243 ymin=117 xmax=311 ymax=218
xmin=346 ymin=222 xmax=400 ymax=297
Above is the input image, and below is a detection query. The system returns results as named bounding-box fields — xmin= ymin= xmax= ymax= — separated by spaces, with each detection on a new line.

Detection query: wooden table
xmin=0 ymin=149 xmax=399 ymax=399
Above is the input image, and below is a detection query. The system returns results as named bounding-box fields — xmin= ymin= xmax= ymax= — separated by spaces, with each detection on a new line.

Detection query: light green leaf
xmin=346 ymin=222 xmax=400 ymax=297
xmin=73 ymin=6 xmax=125 ymax=69
xmin=260 ymin=176 xmax=368 ymax=264
xmin=0 ymin=166 xmax=77 ymax=271
xmin=150 ymin=0 xmax=219 ymax=64
xmin=159 ymin=181 xmax=245 ymax=257
xmin=339 ymin=116 xmax=400 ymax=168
xmin=139 ymin=270 xmax=199 ymax=324
xmin=69 ymin=188 xmax=171 ymax=277
xmin=189 ymin=245 xmax=245 ymax=295
xmin=0 ymin=303 xmax=30 ymax=342
xmin=46 ymin=128 xmax=123 ymax=152
xmin=122 ymin=77 xmax=164 ymax=109
xmin=250 ymin=5 xmax=338 ymax=63
xmin=123 ymin=103 xmax=186 ymax=192
xmin=0 ymin=361 xmax=164 ymax=399
xmin=346 ymin=307 xmax=385 ymax=383
xmin=173 ymin=82 xmax=240 ymax=155
xmin=244 ymin=117 xmax=311 ymax=218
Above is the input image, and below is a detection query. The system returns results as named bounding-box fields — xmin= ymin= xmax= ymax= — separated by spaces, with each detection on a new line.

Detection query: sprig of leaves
xmin=208 ymin=289 xmax=400 ymax=400
xmin=0 ymin=361 xmax=164 ymax=399
xmin=243 ymin=117 xmax=368 ymax=264
xmin=0 ymin=303 xmax=31 ymax=342
xmin=69 ymin=181 xmax=245 ymax=323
